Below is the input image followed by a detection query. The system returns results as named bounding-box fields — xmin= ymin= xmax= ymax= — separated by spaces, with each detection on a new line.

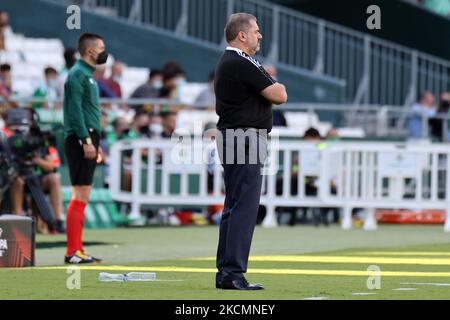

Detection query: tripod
xmin=21 ymin=168 xmax=57 ymax=231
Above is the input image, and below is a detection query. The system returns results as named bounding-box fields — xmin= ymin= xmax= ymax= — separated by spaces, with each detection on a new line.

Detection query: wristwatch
xmin=81 ymin=137 xmax=93 ymax=145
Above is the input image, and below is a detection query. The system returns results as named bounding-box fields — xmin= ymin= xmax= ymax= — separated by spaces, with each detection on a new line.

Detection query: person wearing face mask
xmin=104 ymin=61 xmax=123 ymax=98
xmin=160 ymin=111 xmax=177 ymax=139
xmin=129 ymin=111 xmax=151 ymax=138
xmin=62 ymin=33 xmax=108 ymax=264
xmin=159 ymin=69 xmax=187 ymax=101
xmin=93 ymin=65 xmax=116 ymax=98
xmin=130 ymin=69 xmax=163 ymax=113
xmin=32 ymin=67 xmax=62 ymax=109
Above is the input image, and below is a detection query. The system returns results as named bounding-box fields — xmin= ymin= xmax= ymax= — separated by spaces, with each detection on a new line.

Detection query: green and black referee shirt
xmin=63 ymin=59 xmax=101 ymax=140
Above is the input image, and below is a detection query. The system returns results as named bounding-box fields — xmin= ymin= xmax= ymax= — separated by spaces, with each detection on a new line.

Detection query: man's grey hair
xmin=224 ymin=13 xmax=257 ymax=43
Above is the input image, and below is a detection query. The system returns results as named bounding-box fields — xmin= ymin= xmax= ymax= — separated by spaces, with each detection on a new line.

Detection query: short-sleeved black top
xmin=215 ymin=47 xmax=276 ymax=132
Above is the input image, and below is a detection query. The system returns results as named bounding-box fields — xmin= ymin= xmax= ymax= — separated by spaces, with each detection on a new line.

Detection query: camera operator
xmin=2 ymin=108 xmax=58 ymax=232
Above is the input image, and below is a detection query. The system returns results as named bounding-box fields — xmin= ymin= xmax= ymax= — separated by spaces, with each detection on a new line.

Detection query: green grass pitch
xmin=2 ymin=225 xmax=450 ymax=299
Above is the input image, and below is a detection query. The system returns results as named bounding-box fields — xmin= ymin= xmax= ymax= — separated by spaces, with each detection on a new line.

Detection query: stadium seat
xmin=176 ymin=110 xmax=218 ymax=134
xmin=179 ymin=83 xmax=209 ymax=105
xmin=0 ymin=51 xmax=21 ymax=64
xmin=5 ymin=35 xmax=25 ymax=52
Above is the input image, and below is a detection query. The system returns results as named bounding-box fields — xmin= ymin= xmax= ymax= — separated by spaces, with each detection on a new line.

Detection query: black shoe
xmin=64 ymin=250 xmax=97 ymax=264
xmin=81 ymin=250 xmax=103 ymax=263
xmin=222 ymin=278 xmax=264 ymax=290
xmin=216 ymin=272 xmax=222 ymax=289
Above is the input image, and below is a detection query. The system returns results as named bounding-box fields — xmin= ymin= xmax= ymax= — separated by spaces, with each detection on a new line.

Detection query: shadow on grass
xmin=36 ymin=241 xmax=112 ymax=249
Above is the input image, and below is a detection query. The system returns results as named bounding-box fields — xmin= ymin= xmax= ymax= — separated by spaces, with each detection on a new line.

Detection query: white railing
xmin=109 ymin=136 xmax=450 ymax=231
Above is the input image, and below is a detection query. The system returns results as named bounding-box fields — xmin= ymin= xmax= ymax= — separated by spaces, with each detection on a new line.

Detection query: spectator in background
xmin=59 ymin=48 xmax=77 ymax=92
xmin=131 ymin=69 xmax=163 ymax=99
xmin=159 ymin=62 xmax=186 ymax=114
xmin=121 ymin=112 xmax=152 ymax=191
xmin=160 ymin=111 xmax=177 ymax=138
xmin=162 ymin=60 xmax=185 ymax=76
xmin=94 ymin=65 xmax=116 ymax=98
xmin=104 ymin=61 xmax=133 ymax=121
xmin=130 ymin=68 xmax=163 ymax=113
xmin=194 ymin=71 xmax=215 ymax=108
xmin=406 ymin=91 xmax=436 ymax=139
xmin=326 ymin=128 xmax=340 ymax=141
xmin=32 ymin=67 xmax=62 ymax=109
xmin=302 ymin=127 xmax=330 ymax=226
xmin=0 ymin=63 xmax=12 ymax=97
xmin=155 ymin=111 xmax=177 ymax=166
xmin=107 ymin=116 xmax=130 ymax=147
xmin=130 ymin=111 xmax=152 ymax=138
xmin=104 ymin=61 xmax=123 ymax=98
xmin=159 ymin=63 xmax=186 ymax=101
xmin=429 ymin=92 xmax=450 ymax=141
xmin=0 ymin=10 xmax=12 ymax=51
xmin=274 ymin=127 xmax=324 ymax=226
xmin=149 ymin=115 xmax=163 ymax=138
xmin=105 ymin=116 xmax=132 ymax=190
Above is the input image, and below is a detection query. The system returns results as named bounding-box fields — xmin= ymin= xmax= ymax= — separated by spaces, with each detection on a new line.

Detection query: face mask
xmin=150 ymin=123 xmax=163 ymax=135
xmin=441 ymin=101 xmax=450 ymax=112
xmin=95 ymin=50 xmax=109 ymax=65
xmin=139 ymin=125 xmax=150 ymax=135
xmin=48 ymin=79 xmax=58 ymax=88
xmin=153 ymin=80 xmax=163 ymax=90
xmin=176 ymin=78 xmax=186 ymax=87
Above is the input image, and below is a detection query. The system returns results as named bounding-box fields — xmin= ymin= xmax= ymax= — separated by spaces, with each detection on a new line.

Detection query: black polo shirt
xmin=215 ymin=47 xmax=276 ymax=132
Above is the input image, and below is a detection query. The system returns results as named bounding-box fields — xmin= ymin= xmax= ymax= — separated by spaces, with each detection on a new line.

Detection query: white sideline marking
xmin=401 ymin=282 xmax=450 ymax=287
xmin=352 ymin=292 xmax=377 ymax=296
xmin=303 ymin=297 xmax=328 ymax=300
xmin=392 ymin=288 xmax=417 ymax=291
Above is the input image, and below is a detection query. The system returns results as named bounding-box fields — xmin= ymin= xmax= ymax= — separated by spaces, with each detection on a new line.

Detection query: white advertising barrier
xmin=109 ymin=138 xmax=450 ymax=232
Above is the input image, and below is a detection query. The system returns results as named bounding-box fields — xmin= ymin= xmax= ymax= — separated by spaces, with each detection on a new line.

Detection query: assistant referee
xmin=215 ymin=13 xmax=288 ymax=290
xmin=63 ymin=33 xmax=107 ymax=264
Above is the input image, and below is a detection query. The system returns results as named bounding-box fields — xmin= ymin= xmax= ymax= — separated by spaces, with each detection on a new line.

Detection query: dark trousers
xmin=216 ymin=129 xmax=267 ymax=281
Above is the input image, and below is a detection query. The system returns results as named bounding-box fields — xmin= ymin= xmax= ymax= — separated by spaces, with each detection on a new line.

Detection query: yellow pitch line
xmin=32 ymin=265 xmax=450 ymax=278
xmin=190 ymin=255 xmax=450 ymax=265
xmin=354 ymin=252 xmax=450 ymax=257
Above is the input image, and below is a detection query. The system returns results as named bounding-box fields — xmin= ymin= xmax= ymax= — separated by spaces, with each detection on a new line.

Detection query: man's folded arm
xmin=261 ymin=82 xmax=288 ymax=105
